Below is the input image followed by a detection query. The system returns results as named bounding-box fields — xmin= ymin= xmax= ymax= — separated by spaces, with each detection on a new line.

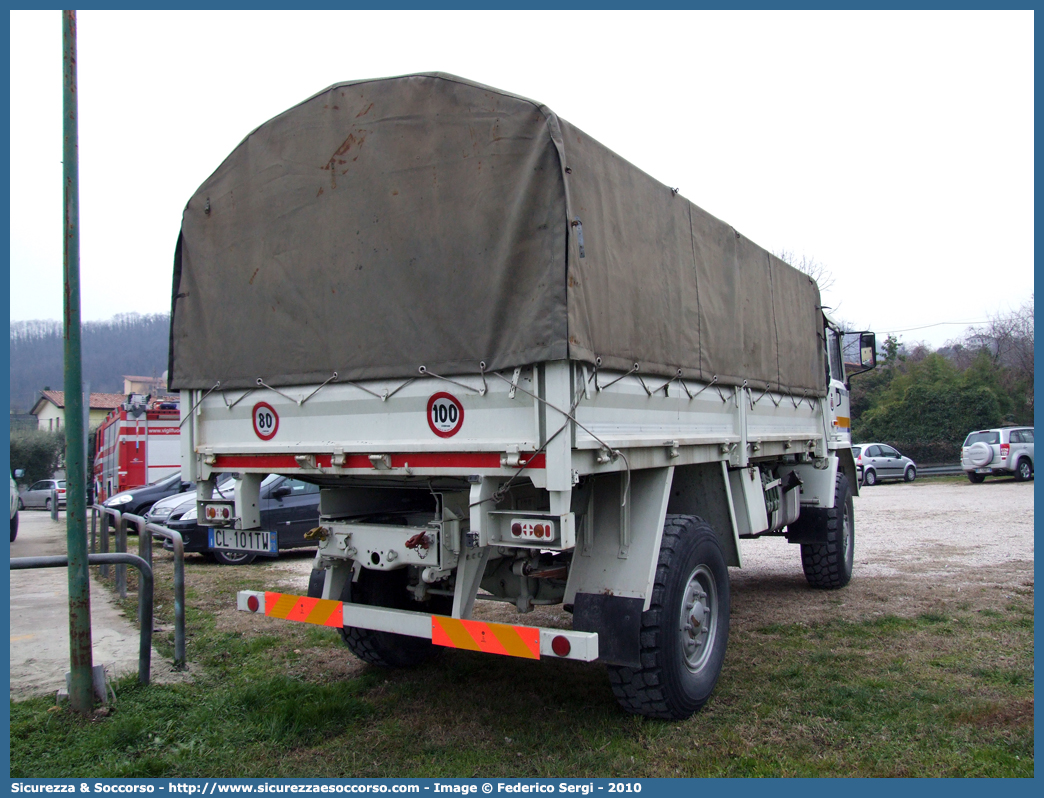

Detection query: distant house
xmin=30 ymin=391 xmax=126 ymax=432
xmin=123 ymin=374 xmax=173 ymax=398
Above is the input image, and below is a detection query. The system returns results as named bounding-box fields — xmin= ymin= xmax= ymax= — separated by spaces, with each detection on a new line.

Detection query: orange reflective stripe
xmin=266 ymin=593 xmax=298 ymax=618
xmin=835 ymin=416 xmax=851 ymax=428
xmin=431 ymin=616 xmax=540 ymax=659
xmin=432 ymin=615 xmax=482 ymax=651
xmin=265 ymin=592 xmax=343 ymax=628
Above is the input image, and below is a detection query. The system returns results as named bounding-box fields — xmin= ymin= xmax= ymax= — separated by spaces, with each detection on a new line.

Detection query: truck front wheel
xmin=606 ymin=515 xmax=730 ymax=720
xmin=339 ymin=567 xmax=446 ymax=668
xmin=796 ymin=472 xmax=854 ymax=589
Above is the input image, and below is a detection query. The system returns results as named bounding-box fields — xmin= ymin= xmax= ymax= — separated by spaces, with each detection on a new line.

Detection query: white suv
xmin=962 ymin=427 xmax=1034 ymax=483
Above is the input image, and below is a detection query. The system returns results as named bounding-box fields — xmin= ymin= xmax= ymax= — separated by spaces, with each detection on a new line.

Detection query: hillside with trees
xmin=8 ymin=313 xmax=170 ymax=413
xmin=8 ymin=297 xmax=1033 ymax=468
xmin=851 ymin=298 xmax=1034 ymax=463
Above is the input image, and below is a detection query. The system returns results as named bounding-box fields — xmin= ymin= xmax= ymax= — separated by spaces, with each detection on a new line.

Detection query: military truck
xmin=169 ymin=73 xmax=875 ymax=719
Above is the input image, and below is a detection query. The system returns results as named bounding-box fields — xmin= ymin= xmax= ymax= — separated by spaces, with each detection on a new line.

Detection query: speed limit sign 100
xmin=252 ymin=402 xmax=279 ymax=440
xmin=427 ymin=392 xmax=464 ymax=438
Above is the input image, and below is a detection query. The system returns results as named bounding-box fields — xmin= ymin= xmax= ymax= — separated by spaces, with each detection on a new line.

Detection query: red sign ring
xmin=426 ymin=392 xmax=464 ymax=438
xmin=252 ymin=402 xmax=279 ymax=441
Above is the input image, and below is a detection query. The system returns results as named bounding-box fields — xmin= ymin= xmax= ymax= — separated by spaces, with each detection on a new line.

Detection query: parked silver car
xmin=962 ymin=427 xmax=1034 ymax=483
xmin=10 ymin=473 xmax=20 ymax=541
xmin=853 ymin=443 xmax=916 ymax=486
xmin=19 ymin=479 xmax=67 ymax=510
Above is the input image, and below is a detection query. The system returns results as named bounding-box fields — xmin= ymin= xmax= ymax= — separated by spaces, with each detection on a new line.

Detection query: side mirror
xmin=842 ymin=331 xmax=877 ymax=378
xmin=14 ymin=469 xmax=24 ymax=479
xmin=272 ymin=485 xmax=291 ymax=500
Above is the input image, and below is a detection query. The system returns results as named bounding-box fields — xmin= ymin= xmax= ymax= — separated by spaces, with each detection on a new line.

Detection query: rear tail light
xmin=1000 ymin=443 xmax=1010 ymax=459
xmin=510 ymin=519 xmax=556 ymax=542
xmin=202 ymin=502 xmax=234 ymax=523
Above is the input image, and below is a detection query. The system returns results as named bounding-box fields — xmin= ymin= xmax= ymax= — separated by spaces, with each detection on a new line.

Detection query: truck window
xmin=827 ymin=329 xmax=844 ymax=383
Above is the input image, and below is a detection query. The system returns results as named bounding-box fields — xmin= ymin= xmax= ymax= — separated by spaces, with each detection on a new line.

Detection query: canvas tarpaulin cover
xmin=169 ymin=73 xmax=825 ymax=397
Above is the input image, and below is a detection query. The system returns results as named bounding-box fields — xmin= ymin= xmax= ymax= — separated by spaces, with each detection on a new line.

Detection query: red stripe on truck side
xmin=213 ymin=452 xmax=546 ymax=470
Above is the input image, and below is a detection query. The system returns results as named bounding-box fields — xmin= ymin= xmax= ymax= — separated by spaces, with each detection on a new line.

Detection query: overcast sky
xmin=8 ymin=9 xmax=1034 ymax=349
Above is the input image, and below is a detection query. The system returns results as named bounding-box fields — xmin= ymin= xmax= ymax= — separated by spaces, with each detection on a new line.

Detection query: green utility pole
xmin=63 ymin=8 xmax=94 ymax=714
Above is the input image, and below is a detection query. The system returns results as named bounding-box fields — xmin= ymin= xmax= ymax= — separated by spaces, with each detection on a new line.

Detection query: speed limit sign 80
xmin=252 ymin=402 xmax=279 ymax=441
xmin=427 ymin=392 xmax=464 ymax=438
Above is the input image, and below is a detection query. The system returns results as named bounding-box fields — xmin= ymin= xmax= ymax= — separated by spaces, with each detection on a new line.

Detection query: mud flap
xmin=572 ymin=593 xmax=643 ymax=667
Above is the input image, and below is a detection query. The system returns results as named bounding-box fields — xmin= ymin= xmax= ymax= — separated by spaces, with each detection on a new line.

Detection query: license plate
xmin=208 ymin=527 xmax=277 ymax=555
xmin=975 ymin=468 xmax=991 ymax=474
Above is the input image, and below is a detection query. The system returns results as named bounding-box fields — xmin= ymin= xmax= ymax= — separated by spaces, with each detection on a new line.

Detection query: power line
xmin=876 ymin=314 xmax=1027 ymax=335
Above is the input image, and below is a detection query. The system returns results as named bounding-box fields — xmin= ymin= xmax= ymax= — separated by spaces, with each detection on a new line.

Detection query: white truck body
xmin=171 ymin=73 xmax=875 ymax=719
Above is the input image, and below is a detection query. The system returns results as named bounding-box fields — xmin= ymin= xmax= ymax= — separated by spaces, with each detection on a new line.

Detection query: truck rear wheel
xmin=606 ymin=515 xmax=730 ymax=720
xmin=339 ymin=567 xmax=446 ymax=668
xmin=796 ymin=472 xmax=854 ymax=589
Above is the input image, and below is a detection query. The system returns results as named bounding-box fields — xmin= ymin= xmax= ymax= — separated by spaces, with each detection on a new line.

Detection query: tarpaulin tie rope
xmin=485 ymin=368 xmax=632 ymax=508
xmin=418 ymin=365 xmax=487 ymax=396
xmin=299 ymin=372 xmax=339 ymax=404
xmin=179 ymin=381 xmax=222 ymax=428
xmin=342 ymin=377 xmax=415 ymax=402
xmin=256 ymin=378 xmax=301 ymax=405
xmin=594 ymin=361 xmax=639 ymax=392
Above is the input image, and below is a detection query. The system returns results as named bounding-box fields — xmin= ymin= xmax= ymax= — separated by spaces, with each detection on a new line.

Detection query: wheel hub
xmin=679 ymin=564 xmax=717 ymax=672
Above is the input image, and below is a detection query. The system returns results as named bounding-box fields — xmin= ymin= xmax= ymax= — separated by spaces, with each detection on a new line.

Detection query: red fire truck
xmin=93 ymin=394 xmax=181 ymax=502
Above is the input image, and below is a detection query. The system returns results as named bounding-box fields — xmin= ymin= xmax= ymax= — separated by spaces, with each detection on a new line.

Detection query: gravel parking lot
xmin=266 ymin=475 xmax=1034 ymax=637
xmin=730 ymin=477 xmax=1034 ymax=627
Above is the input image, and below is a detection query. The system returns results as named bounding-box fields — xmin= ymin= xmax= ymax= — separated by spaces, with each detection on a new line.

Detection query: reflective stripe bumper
xmin=237 ymin=590 xmax=599 ymax=662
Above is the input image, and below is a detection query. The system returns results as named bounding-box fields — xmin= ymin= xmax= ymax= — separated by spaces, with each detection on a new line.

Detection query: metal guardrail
xmin=916 ymin=465 xmax=964 ymax=476
xmin=122 ymin=513 xmax=186 ymax=668
xmin=11 ymin=553 xmax=153 ymax=685
xmin=90 ymin=505 xmax=187 ymax=669
xmin=91 ymin=505 xmax=121 ymax=581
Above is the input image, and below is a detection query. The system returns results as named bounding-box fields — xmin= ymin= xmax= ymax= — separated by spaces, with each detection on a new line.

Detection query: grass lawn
xmin=9 ymin=545 xmax=1034 ymax=778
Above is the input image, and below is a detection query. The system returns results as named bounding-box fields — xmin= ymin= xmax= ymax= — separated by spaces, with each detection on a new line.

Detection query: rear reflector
xmin=551 ymin=635 xmax=571 ymax=657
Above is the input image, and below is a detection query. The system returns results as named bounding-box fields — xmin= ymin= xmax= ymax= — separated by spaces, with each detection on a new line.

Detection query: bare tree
xmin=774 ymin=249 xmax=836 ymax=294
xmin=964 ymin=295 xmax=1034 ymax=407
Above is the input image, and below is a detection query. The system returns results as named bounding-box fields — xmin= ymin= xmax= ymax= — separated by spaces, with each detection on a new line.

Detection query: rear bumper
xmin=161 ymin=524 xmax=210 ymax=552
xmin=237 ymin=589 xmax=599 ymax=663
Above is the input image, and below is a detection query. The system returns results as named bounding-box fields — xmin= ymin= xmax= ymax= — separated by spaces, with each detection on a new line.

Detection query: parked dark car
xmin=102 ymin=471 xmax=191 ymax=517
xmin=165 ymin=475 xmax=321 ymax=565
